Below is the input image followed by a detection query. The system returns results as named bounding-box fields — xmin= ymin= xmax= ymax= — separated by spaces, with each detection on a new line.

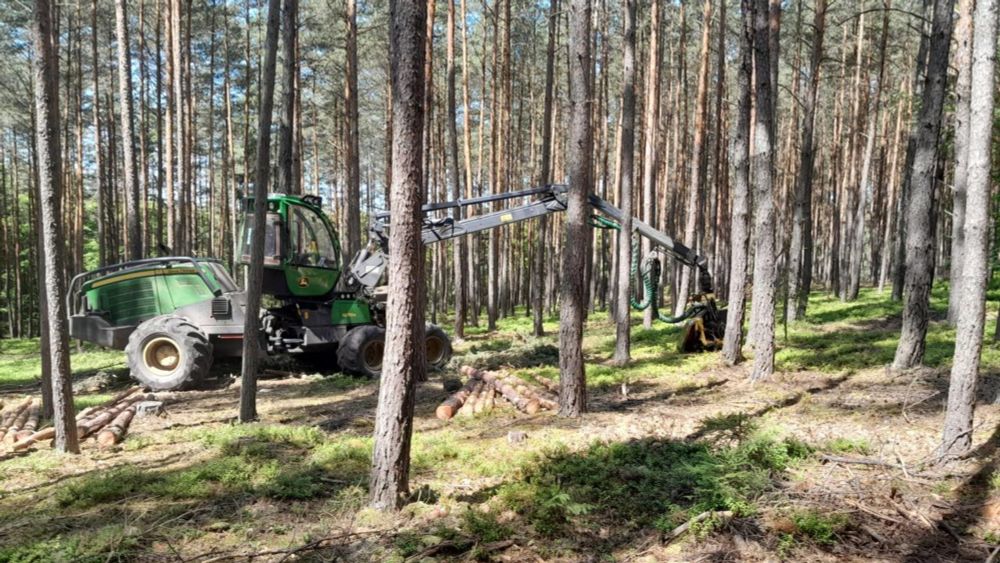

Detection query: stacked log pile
xmin=1 ymin=386 xmax=148 ymax=452
xmin=435 ymin=366 xmax=558 ymax=420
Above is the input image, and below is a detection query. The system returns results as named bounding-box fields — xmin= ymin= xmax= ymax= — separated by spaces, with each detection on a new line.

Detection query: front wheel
xmin=337 ymin=325 xmax=386 ymax=378
xmin=125 ymin=315 xmax=213 ymax=390
xmin=336 ymin=324 xmax=453 ymax=377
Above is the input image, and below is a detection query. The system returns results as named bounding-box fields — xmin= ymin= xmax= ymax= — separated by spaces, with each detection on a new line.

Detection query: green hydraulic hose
xmin=589 ymin=215 xmax=698 ymax=325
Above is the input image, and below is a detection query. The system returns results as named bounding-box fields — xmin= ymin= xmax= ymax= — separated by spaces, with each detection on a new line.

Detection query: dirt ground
xmin=2 ymin=309 xmax=1000 ymax=561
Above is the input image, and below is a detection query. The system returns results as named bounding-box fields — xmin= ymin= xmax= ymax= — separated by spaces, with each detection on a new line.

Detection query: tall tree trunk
xmin=370 ymin=0 xmax=427 ymax=511
xmin=948 ymin=0 xmax=974 ymax=325
xmin=640 ymin=0 xmax=661 ymax=329
xmin=846 ymin=6 xmax=889 ymax=301
xmin=893 ymin=0 xmax=933 ymax=301
xmin=91 ymin=0 xmax=107 ymax=266
xmin=239 ymin=0 xmax=281 ymax=423
xmin=677 ymin=0 xmax=713 ymax=315
xmin=613 ymin=0 xmax=637 ymax=365
xmin=533 ymin=0 xmax=559 ymax=337
xmin=277 ymin=0 xmax=297 ymax=194
xmin=446 ymin=0 xmax=466 ymax=340
xmin=115 ymin=0 xmax=142 ymax=261
xmin=893 ymin=0 xmax=955 ymax=370
xmin=723 ymin=0 xmax=754 ymax=366
xmin=559 ymin=0 xmax=592 ymax=417
xmin=31 ymin=0 xmax=79 ymax=454
xmin=939 ymin=0 xmax=997 ymax=460
xmin=170 ymin=0 xmax=186 ymax=253
xmin=343 ymin=0 xmax=361 ymax=259
xmin=749 ymin=0 xmax=777 ymax=381
xmin=786 ymin=0 xmax=826 ymax=322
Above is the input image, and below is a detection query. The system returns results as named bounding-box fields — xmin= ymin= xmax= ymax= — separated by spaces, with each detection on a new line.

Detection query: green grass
xmin=3 ymin=284 xmax=999 ymax=560
xmin=0 ymin=339 xmax=125 ymax=389
xmin=492 ymin=430 xmax=810 ymax=543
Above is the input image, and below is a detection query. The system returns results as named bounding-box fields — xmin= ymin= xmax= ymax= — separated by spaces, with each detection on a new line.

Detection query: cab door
xmin=283 ymin=203 xmax=342 ymax=298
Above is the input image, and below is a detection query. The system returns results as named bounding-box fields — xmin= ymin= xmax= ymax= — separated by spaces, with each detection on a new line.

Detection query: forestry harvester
xmin=68 ymin=185 xmax=724 ymax=391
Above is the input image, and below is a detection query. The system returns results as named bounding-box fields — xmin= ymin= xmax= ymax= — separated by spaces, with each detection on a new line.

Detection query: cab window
xmin=288 ymin=205 xmax=338 ymax=269
xmin=238 ymin=212 xmax=282 ymax=266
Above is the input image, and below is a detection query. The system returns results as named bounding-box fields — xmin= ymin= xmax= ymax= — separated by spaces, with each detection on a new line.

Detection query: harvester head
xmin=679 ymin=306 xmax=727 ymax=353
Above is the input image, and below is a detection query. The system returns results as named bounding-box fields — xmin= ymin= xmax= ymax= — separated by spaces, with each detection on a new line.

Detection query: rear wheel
xmin=126 ymin=315 xmax=213 ymax=390
xmin=424 ymin=324 xmax=453 ymax=371
xmin=337 ymin=325 xmax=386 ymax=378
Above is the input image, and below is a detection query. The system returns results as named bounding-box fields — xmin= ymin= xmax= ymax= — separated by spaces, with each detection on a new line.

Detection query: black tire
xmin=125 ymin=315 xmax=213 ymax=390
xmin=337 ymin=325 xmax=386 ymax=378
xmin=424 ymin=324 xmax=453 ymax=371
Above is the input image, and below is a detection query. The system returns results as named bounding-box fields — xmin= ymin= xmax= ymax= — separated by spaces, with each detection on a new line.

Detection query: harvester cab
xmin=236 ymin=194 xmax=343 ymax=300
xmin=68 ymin=185 xmax=722 ymax=392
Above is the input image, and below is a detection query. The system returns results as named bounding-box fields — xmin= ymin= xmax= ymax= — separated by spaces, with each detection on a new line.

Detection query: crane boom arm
xmin=345 ymin=184 xmax=713 ymax=296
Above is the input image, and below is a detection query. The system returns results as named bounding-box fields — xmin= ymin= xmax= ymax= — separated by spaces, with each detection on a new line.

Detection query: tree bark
xmin=748 ymin=0 xmax=777 ymax=381
xmin=723 ymin=0 xmax=754 ymax=366
xmin=785 ymin=0 xmax=826 ymax=322
xmin=677 ymin=0 xmax=713 ymax=315
xmin=277 ymin=0 xmax=297 ymax=194
xmin=115 ymin=0 xmax=142 ymax=261
xmin=239 ymin=0 xmax=282 ymax=423
xmin=31 ymin=0 xmax=79 ymax=454
xmin=939 ymin=0 xmax=997 ymax=460
xmin=613 ymin=0 xmax=637 ymax=365
xmin=370 ymin=0 xmax=427 ymax=511
xmin=948 ymin=0 xmax=974 ymax=325
xmin=533 ymin=0 xmax=559 ymax=338
xmin=558 ymin=0 xmax=592 ymax=417
xmin=893 ymin=0 xmax=955 ymax=370
xmin=446 ymin=0 xmax=467 ymax=340
xmin=342 ymin=0 xmax=361 ymax=259
xmin=847 ymin=6 xmax=889 ymax=301
xmin=641 ymin=0 xmax=661 ymax=329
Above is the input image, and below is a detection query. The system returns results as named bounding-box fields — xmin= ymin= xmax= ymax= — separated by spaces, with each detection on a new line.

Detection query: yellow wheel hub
xmin=143 ymin=337 xmax=182 ymax=377
xmin=363 ymin=340 xmax=384 ymax=371
xmin=426 ymin=336 xmax=445 ymax=365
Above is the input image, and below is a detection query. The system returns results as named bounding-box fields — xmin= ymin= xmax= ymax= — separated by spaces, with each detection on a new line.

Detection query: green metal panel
xmin=161 ymin=273 xmax=216 ymax=309
xmin=83 ymin=267 xmax=214 ymax=326
xmin=283 ymin=265 xmax=340 ymax=298
xmin=330 ymin=299 xmax=372 ymax=325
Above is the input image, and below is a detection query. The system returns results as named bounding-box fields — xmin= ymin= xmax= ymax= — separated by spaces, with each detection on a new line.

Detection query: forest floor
xmin=2 ymin=286 xmax=1000 ymax=562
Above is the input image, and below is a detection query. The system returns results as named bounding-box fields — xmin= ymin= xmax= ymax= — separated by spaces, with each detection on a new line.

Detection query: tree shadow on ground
xmin=588 ymin=377 xmax=730 ymax=413
xmin=904 ymin=426 xmax=1000 ymax=562
xmin=0 ymin=428 xmax=372 ymax=561
xmin=448 ymin=432 xmax=809 ymax=559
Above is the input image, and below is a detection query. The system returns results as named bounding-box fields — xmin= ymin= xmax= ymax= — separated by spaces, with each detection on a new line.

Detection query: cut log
xmin=0 ymin=398 xmax=31 ymax=442
xmin=493 ymin=372 xmax=555 ymax=411
xmin=522 ymin=375 xmax=560 ymax=408
xmin=99 ymin=386 xmax=142 ymax=409
xmin=461 ymin=380 xmax=486 ymax=418
xmin=480 ymin=371 xmax=540 ymax=415
xmin=475 ymin=385 xmax=495 ymax=415
xmin=78 ymin=396 xmax=143 ymax=439
xmin=435 ymin=376 xmax=482 ymax=420
xmin=97 ymin=405 xmax=137 ymax=448
xmin=14 ymin=404 xmax=40 ymax=441
xmin=12 ymin=427 xmax=55 ymax=451
xmin=528 ymin=374 xmax=560 ymax=395
xmin=4 ymin=399 xmax=33 ymax=444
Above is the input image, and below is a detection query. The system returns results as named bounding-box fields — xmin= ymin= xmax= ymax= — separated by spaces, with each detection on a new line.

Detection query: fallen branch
xmin=662 ymin=510 xmax=734 ymax=544
xmin=819 ymin=454 xmax=904 ymax=469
